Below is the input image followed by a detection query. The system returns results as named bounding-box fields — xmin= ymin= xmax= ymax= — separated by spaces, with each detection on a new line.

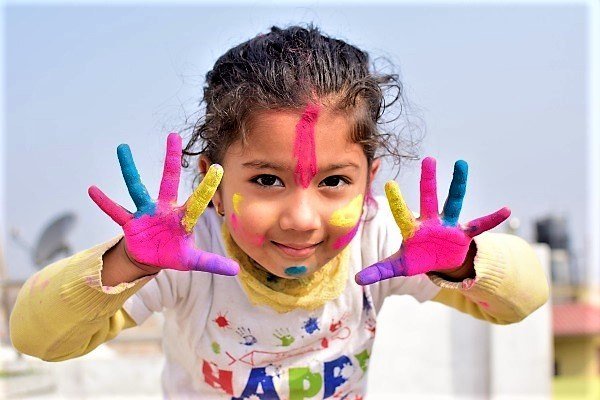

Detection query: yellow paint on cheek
xmin=232 ymin=193 xmax=243 ymax=214
xmin=230 ymin=193 xmax=265 ymax=246
xmin=329 ymin=194 xmax=364 ymax=227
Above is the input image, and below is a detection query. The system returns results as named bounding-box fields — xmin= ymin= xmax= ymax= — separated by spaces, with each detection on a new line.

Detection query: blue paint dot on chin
xmin=284 ymin=266 xmax=307 ymax=276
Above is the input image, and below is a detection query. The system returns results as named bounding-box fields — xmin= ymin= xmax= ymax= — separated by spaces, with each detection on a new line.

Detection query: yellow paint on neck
xmin=329 ymin=194 xmax=364 ymax=227
xmin=232 ymin=193 xmax=243 ymax=214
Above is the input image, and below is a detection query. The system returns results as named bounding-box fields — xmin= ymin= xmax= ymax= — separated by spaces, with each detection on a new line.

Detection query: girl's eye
xmin=319 ymin=176 xmax=350 ymax=188
xmin=252 ymin=174 xmax=284 ymax=187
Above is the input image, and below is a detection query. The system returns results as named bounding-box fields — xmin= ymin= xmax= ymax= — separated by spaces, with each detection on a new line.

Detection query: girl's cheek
xmin=228 ymin=193 xmax=266 ymax=247
xmin=332 ymin=221 xmax=361 ymax=250
xmin=328 ymin=194 xmax=364 ymax=250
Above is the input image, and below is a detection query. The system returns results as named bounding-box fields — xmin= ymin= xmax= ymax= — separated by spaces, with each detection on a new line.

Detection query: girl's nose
xmin=278 ymin=191 xmax=322 ymax=232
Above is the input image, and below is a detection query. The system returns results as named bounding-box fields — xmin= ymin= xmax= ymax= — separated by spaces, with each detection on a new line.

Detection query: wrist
xmin=101 ymin=239 xmax=160 ymax=287
xmin=121 ymin=241 xmax=161 ymax=275
xmin=435 ymin=241 xmax=477 ymax=282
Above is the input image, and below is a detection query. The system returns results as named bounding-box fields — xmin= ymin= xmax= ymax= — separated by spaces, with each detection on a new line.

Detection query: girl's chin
xmin=252 ymin=259 xmax=320 ymax=279
xmin=261 ymin=264 xmax=315 ymax=279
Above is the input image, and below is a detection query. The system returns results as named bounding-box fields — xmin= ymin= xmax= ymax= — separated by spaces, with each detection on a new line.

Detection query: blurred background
xmin=0 ymin=0 xmax=598 ymax=398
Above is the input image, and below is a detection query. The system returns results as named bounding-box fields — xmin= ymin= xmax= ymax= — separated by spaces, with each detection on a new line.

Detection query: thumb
xmin=355 ymin=257 xmax=405 ymax=285
xmin=184 ymin=247 xmax=239 ymax=276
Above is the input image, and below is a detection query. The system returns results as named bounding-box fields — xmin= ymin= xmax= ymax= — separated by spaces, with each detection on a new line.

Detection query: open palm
xmin=355 ymin=157 xmax=510 ymax=285
xmin=88 ymin=133 xmax=239 ymax=275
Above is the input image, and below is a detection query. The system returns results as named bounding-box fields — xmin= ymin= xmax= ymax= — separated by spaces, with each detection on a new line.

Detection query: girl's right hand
xmin=88 ymin=133 xmax=239 ymax=276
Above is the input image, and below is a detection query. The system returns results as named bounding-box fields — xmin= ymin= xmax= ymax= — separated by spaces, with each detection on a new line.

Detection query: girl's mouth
xmin=271 ymin=241 xmax=321 ymax=258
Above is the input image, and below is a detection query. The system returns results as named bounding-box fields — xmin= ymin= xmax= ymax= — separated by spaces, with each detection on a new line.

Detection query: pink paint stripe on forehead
xmin=293 ymin=104 xmax=320 ymax=188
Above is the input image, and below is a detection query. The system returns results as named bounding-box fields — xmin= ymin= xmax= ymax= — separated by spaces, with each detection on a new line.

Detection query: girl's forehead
xmin=239 ymin=108 xmax=357 ymax=153
xmin=224 ymin=107 xmax=368 ymax=180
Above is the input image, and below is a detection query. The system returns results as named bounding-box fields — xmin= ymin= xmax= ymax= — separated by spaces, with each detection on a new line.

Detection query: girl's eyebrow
xmin=320 ymin=162 xmax=359 ymax=173
xmin=242 ymin=160 xmax=358 ymax=172
xmin=242 ymin=160 xmax=287 ymax=171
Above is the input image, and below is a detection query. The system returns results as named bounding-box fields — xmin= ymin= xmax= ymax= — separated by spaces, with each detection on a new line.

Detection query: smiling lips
xmin=272 ymin=241 xmax=321 ymax=258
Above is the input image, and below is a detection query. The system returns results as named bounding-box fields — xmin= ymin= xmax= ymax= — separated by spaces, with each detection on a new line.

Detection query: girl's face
xmin=202 ymin=106 xmax=380 ymax=279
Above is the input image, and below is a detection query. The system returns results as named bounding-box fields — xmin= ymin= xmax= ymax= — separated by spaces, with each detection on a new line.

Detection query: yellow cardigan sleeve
xmin=9 ymin=235 xmax=155 ymax=362
xmin=428 ymin=233 xmax=549 ymax=325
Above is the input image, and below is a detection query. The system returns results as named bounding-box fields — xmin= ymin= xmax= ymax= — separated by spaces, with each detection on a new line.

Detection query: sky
xmin=2 ymin=1 xmax=595 ymax=280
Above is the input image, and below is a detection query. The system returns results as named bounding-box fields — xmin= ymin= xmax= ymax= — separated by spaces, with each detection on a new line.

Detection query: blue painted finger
xmin=117 ymin=144 xmax=155 ymax=216
xmin=442 ymin=160 xmax=468 ymax=226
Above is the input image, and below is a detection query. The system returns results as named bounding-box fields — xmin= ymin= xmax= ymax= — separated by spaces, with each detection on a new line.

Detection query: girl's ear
xmin=368 ymin=158 xmax=381 ymax=184
xmin=198 ymin=155 xmax=211 ymax=175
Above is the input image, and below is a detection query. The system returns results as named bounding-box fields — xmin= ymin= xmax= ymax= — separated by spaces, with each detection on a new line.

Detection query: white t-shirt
xmin=123 ymin=196 xmax=440 ymax=399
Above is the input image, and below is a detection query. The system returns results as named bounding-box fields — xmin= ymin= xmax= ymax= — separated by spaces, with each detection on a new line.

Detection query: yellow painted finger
xmin=329 ymin=194 xmax=364 ymax=227
xmin=182 ymin=164 xmax=223 ymax=232
xmin=385 ymin=180 xmax=416 ymax=239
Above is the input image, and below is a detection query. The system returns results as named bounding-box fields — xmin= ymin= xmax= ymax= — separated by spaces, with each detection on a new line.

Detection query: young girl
xmin=10 ymin=25 xmax=548 ymax=399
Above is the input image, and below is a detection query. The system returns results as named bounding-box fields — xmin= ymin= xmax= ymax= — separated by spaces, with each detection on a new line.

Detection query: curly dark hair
xmin=182 ymin=24 xmax=419 ymax=207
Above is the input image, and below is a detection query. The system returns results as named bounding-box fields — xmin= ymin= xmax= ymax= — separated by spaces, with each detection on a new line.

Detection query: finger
xmin=117 ymin=144 xmax=154 ymax=213
xmin=158 ymin=133 xmax=182 ymax=204
xmin=442 ymin=160 xmax=468 ymax=226
xmin=88 ymin=185 xmax=133 ymax=226
xmin=355 ymin=257 xmax=405 ymax=285
xmin=184 ymin=247 xmax=239 ymax=275
xmin=385 ymin=181 xmax=416 ymax=240
xmin=419 ymin=157 xmax=439 ymax=219
xmin=464 ymin=207 xmax=511 ymax=237
xmin=182 ymin=164 xmax=224 ymax=233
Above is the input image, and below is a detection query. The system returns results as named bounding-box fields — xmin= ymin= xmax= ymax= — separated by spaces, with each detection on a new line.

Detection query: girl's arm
xmin=10 ymin=236 xmax=150 ymax=361
xmin=428 ymin=232 xmax=549 ymax=325
xmin=10 ymin=133 xmax=239 ymax=361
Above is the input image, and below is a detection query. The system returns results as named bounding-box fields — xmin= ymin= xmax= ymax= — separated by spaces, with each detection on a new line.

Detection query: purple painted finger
xmin=355 ymin=257 xmax=405 ymax=285
xmin=88 ymin=185 xmax=133 ymax=226
xmin=158 ymin=133 xmax=182 ymax=204
xmin=464 ymin=207 xmax=511 ymax=237
xmin=184 ymin=247 xmax=239 ymax=276
xmin=420 ymin=157 xmax=439 ymax=219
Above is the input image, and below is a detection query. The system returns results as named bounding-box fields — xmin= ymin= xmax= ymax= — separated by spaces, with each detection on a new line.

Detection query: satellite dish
xmin=32 ymin=213 xmax=77 ymax=268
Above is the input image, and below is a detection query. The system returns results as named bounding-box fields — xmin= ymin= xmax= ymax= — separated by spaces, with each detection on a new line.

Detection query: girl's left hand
xmin=355 ymin=157 xmax=510 ymax=285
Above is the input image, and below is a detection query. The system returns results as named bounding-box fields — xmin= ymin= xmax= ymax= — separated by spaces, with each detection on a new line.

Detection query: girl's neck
xmin=248 ymin=257 xmax=281 ymax=283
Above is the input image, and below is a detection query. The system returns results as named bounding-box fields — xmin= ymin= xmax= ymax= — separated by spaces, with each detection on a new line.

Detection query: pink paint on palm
xmin=88 ymin=133 xmax=238 ymax=276
xmin=356 ymin=219 xmax=472 ymax=282
xmin=333 ymin=220 xmax=361 ymax=250
xmin=293 ymin=104 xmax=319 ymax=188
xmin=121 ymin=205 xmax=230 ymax=273
xmin=400 ymin=219 xmax=471 ymax=275
xmin=356 ymin=220 xmax=477 ymax=283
